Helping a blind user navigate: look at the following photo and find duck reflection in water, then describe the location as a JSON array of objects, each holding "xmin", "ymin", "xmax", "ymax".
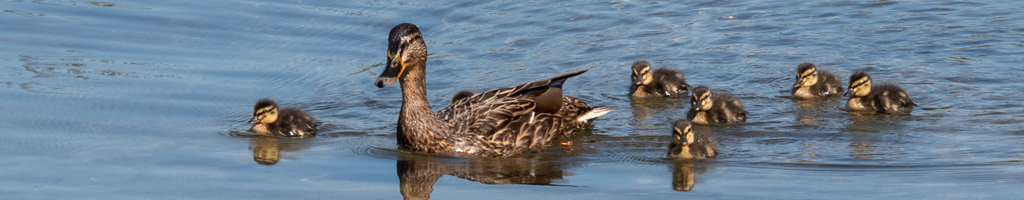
[
  {"xmin": 672, "ymin": 160, "xmax": 696, "ymax": 191},
  {"xmin": 248, "ymin": 136, "xmax": 309, "ymax": 166},
  {"xmin": 396, "ymin": 154, "xmax": 570, "ymax": 200}
]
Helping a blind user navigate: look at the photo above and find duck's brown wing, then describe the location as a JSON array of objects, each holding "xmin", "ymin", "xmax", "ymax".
[{"xmin": 435, "ymin": 70, "xmax": 595, "ymax": 155}]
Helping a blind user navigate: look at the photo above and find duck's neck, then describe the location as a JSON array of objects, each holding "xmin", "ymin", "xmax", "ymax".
[
  {"xmin": 396, "ymin": 60, "xmax": 450, "ymax": 151},
  {"xmin": 399, "ymin": 63, "xmax": 431, "ymax": 113}
]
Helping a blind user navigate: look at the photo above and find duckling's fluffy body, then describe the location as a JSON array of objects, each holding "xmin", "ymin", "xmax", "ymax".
[
  {"xmin": 792, "ymin": 63, "xmax": 844, "ymax": 99},
  {"xmin": 687, "ymin": 86, "xmax": 747, "ymax": 124},
  {"xmin": 844, "ymin": 71, "xmax": 917, "ymax": 113},
  {"xmin": 630, "ymin": 61, "xmax": 690, "ymax": 98},
  {"xmin": 451, "ymin": 90, "xmax": 474, "ymax": 105},
  {"xmin": 668, "ymin": 121, "xmax": 717, "ymax": 159},
  {"xmin": 249, "ymin": 98, "xmax": 316, "ymax": 137}
]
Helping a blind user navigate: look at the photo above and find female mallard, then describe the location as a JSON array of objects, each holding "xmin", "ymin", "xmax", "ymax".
[
  {"xmin": 667, "ymin": 120, "xmax": 718, "ymax": 159},
  {"xmin": 792, "ymin": 62, "xmax": 843, "ymax": 99},
  {"xmin": 248, "ymin": 98, "xmax": 316, "ymax": 137},
  {"xmin": 374, "ymin": 23, "xmax": 613, "ymax": 158},
  {"xmin": 843, "ymin": 71, "xmax": 917, "ymax": 113},
  {"xmin": 687, "ymin": 86, "xmax": 747, "ymax": 124},
  {"xmin": 630, "ymin": 61, "xmax": 690, "ymax": 98}
]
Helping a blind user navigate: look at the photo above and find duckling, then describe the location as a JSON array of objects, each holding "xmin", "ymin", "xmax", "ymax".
[
  {"xmin": 687, "ymin": 86, "xmax": 747, "ymax": 124},
  {"xmin": 843, "ymin": 71, "xmax": 917, "ymax": 113},
  {"xmin": 630, "ymin": 61, "xmax": 690, "ymax": 98},
  {"xmin": 451, "ymin": 90, "xmax": 474, "ymax": 105},
  {"xmin": 248, "ymin": 98, "xmax": 316, "ymax": 137},
  {"xmin": 667, "ymin": 120, "xmax": 718, "ymax": 159},
  {"xmin": 792, "ymin": 62, "xmax": 844, "ymax": 99}
]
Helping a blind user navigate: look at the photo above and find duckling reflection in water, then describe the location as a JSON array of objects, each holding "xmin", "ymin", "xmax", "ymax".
[
  {"xmin": 687, "ymin": 86, "xmax": 747, "ymax": 124},
  {"xmin": 792, "ymin": 63, "xmax": 844, "ymax": 99},
  {"xmin": 247, "ymin": 136, "xmax": 310, "ymax": 166},
  {"xmin": 630, "ymin": 61, "xmax": 691, "ymax": 98},
  {"xmin": 250, "ymin": 137, "xmax": 281, "ymax": 165},
  {"xmin": 843, "ymin": 71, "xmax": 917, "ymax": 114},
  {"xmin": 667, "ymin": 121, "xmax": 718, "ymax": 159},
  {"xmin": 672, "ymin": 160, "xmax": 696, "ymax": 191},
  {"xmin": 248, "ymin": 98, "xmax": 316, "ymax": 137}
]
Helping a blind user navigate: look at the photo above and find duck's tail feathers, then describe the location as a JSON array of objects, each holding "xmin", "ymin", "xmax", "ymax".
[{"xmin": 577, "ymin": 106, "xmax": 613, "ymax": 123}]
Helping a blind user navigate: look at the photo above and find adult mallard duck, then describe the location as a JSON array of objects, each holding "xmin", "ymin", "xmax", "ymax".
[
  {"xmin": 629, "ymin": 61, "xmax": 690, "ymax": 98},
  {"xmin": 843, "ymin": 71, "xmax": 917, "ymax": 113},
  {"xmin": 374, "ymin": 23, "xmax": 613, "ymax": 158},
  {"xmin": 792, "ymin": 62, "xmax": 843, "ymax": 99},
  {"xmin": 248, "ymin": 98, "xmax": 316, "ymax": 137}
]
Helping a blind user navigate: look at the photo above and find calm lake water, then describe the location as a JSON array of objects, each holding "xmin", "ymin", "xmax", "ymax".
[{"xmin": 3, "ymin": 0, "xmax": 1024, "ymax": 199}]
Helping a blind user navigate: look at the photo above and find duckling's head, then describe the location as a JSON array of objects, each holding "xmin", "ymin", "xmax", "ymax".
[
  {"xmin": 794, "ymin": 62, "xmax": 819, "ymax": 88},
  {"xmin": 631, "ymin": 61, "xmax": 654, "ymax": 86},
  {"xmin": 451, "ymin": 90, "xmax": 474, "ymax": 105},
  {"xmin": 376, "ymin": 23, "xmax": 426, "ymax": 88},
  {"xmin": 844, "ymin": 71, "xmax": 872, "ymax": 97},
  {"xmin": 690, "ymin": 86, "xmax": 713, "ymax": 111},
  {"xmin": 672, "ymin": 120, "xmax": 695, "ymax": 146},
  {"xmin": 249, "ymin": 98, "xmax": 279, "ymax": 125}
]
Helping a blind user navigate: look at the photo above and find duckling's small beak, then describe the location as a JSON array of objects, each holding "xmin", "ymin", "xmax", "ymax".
[
  {"xmin": 375, "ymin": 52, "xmax": 404, "ymax": 88},
  {"xmin": 634, "ymin": 80, "xmax": 643, "ymax": 86},
  {"xmin": 842, "ymin": 90, "xmax": 850, "ymax": 97},
  {"xmin": 248, "ymin": 116, "xmax": 259, "ymax": 124},
  {"xmin": 793, "ymin": 80, "xmax": 803, "ymax": 88}
]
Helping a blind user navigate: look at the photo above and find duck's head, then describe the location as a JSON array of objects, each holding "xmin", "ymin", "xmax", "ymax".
[
  {"xmin": 690, "ymin": 86, "xmax": 713, "ymax": 112},
  {"xmin": 793, "ymin": 62, "xmax": 819, "ymax": 88},
  {"xmin": 672, "ymin": 120, "xmax": 695, "ymax": 146},
  {"xmin": 631, "ymin": 61, "xmax": 654, "ymax": 86},
  {"xmin": 451, "ymin": 90, "xmax": 474, "ymax": 105},
  {"xmin": 843, "ymin": 71, "xmax": 872, "ymax": 97},
  {"xmin": 249, "ymin": 98, "xmax": 279, "ymax": 125},
  {"xmin": 376, "ymin": 23, "xmax": 426, "ymax": 88}
]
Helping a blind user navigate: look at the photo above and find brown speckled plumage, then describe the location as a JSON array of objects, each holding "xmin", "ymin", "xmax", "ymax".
[{"xmin": 376, "ymin": 23, "xmax": 612, "ymax": 158}]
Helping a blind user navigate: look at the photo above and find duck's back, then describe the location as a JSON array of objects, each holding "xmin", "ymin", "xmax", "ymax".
[
  {"xmin": 708, "ymin": 94, "xmax": 747, "ymax": 123},
  {"xmin": 652, "ymin": 68, "xmax": 689, "ymax": 97},
  {"xmin": 870, "ymin": 83, "xmax": 916, "ymax": 112},
  {"xmin": 435, "ymin": 71, "xmax": 608, "ymax": 157},
  {"xmin": 813, "ymin": 70, "xmax": 844, "ymax": 98},
  {"xmin": 268, "ymin": 107, "xmax": 316, "ymax": 137}
]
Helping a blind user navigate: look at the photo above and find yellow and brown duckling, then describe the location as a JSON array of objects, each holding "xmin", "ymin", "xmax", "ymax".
[
  {"xmin": 248, "ymin": 98, "xmax": 316, "ymax": 137},
  {"xmin": 451, "ymin": 90, "xmax": 474, "ymax": 105},
  {"xmin": 687, "ymin": 86, "xmax": 747, "ymax": 124},
  {"xmin": 792, "ymin": 62, "xmax": 844, "ymax": 99},
  {"xmin": 667, "ymin": 121, "xmax": 718, "ymax": 159},
  {"xmin": 843, "ymin": 71, "xmax": 917, "ymax": 113},
  {"xmin": 374, "ymin": 23, "xmax": 613, "ymax": 158},
  {"xmin": 630, "ymin": 61, "xmax": 690, "ymax": 98}
]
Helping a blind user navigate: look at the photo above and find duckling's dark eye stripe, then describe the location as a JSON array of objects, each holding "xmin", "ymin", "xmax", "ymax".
[
  {"xmin": 851, "ymin": 80, "xmax": 868, "ymax": 89},
  {"xmin": 802, "ymin": 69, "xmax": 816, "ymax": 77}
]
